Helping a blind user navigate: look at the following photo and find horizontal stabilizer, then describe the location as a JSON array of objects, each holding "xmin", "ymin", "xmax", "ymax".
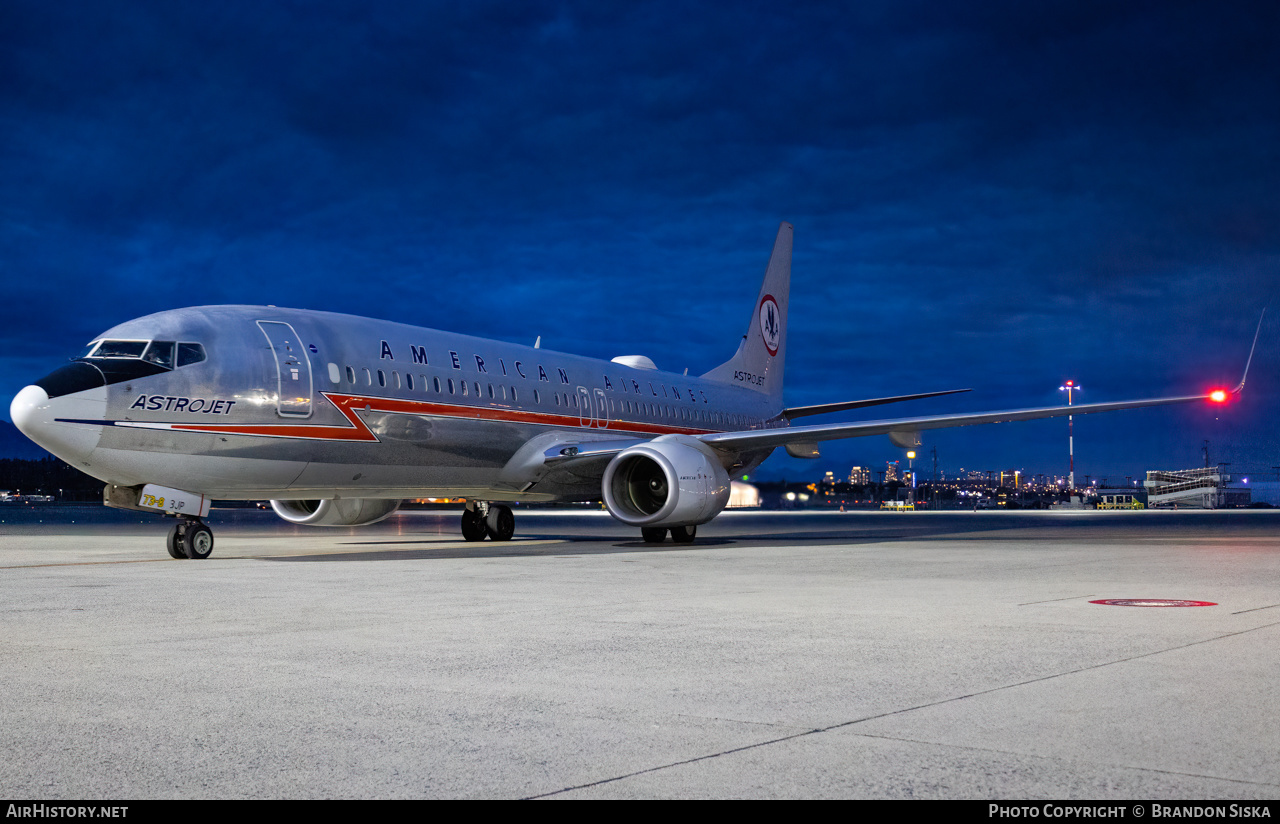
[{"xmin": 782, "ymin": 389, "xmax": 971, "ymax": 420}]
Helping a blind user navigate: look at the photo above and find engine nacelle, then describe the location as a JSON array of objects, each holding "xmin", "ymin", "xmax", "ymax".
[
  {"xmin": 270, "ymin": 498, "xmax": 402, "ymax": 527},
  {"xmin": 602, "ymin": 436, "xmax": 731, "ymax": 527}
]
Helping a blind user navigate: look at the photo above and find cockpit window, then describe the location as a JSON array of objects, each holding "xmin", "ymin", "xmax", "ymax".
[
  {"xmin": 143, "ymin": 341, "xmax": 175, "ymax": 369},
  {"xmin": 79, "ymin": 339, "xmax": 206, "ymax": 370},
  {"xmin": 93, "ymin": 340, "xmax": 148, "ymax": 358},
  {"xmin": 177, "ymin": 342, "xmax": 206, "ymax": 367}
]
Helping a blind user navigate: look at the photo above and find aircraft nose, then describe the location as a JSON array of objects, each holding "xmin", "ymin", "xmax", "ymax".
[
  {"xmin": 10, "ymin": 383, "xmax": 105, "ymax": 464},
  {"xmin": 10, "ymin": 384, "xmax": 50, "ymax": 438}
]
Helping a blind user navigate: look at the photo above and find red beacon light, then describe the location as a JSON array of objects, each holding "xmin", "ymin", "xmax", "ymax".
[{"xmin": 1209, "ymin": 389, "xmax": 1229, "ymax": 403}]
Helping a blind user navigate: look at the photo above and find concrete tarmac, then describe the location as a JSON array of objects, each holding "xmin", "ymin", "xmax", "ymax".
[{"xmin": 1, "ymin": 506, "xmax": 1278, "ymax": 799}]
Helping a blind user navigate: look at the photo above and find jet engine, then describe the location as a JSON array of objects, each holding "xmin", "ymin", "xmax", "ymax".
[
  {"xmin": 601, "ymin": 436, "xmax": 731, "ymax": 527},
  {"xmin": 270, "ymin": 498, "xmax": 402, "ymax": 527}
]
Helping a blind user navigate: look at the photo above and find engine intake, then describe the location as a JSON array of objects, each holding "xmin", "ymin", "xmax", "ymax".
[
  {"xmin": 602, "ymin": 437, "xmax": 730, "ymax": 527},
  {"xmin": 270, "ymin": 498, "xmax": 402, "ymax": 527}
]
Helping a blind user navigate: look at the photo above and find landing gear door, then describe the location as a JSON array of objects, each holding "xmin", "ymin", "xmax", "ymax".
[{"xmin": 257, "ymin": 320, "xmax": 313, "ymax": 418}]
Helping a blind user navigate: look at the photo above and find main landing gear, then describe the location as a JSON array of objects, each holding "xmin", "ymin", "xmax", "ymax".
[
  {"xmin": 641, "ymin": 525, "xmax": 696, "ymax": 544},
  {"xmin": 461, "ymin": 501, "xmax": 515, "ymax": 542},
  {"xmin": 166, "ymin": 517, "xmax": 214, "ymax": 560}
]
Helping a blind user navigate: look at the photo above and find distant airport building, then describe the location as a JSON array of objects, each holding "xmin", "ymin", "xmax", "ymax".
[
  {"xmin": 885, "ymin": 461, "xmax": 898, "ymax": 483},
  {"xmin": 1144, "ymin": 468, "xmax": 1250, "ymax": 509},
  {"xmin": 849, "ymin": 466, "xmax": 871, "ymax": 485}
]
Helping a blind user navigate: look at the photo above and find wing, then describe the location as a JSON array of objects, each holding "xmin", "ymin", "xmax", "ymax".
[
  {"xmin": 533, "ymin": 309, "xmax": 1262, "ymax": 476},
  {"xmin": 704, "ymin": 308, "xmax": 1263, "ymax": 456},
  {"xmin": 533, "ymin": 390, "xmax": 1216, "ymax": 478},
  {"xmin": 701, "ymin": 391, "xmax": 1217, "ymax": 454}
]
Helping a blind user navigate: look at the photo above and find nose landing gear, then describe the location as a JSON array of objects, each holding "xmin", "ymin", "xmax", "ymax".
[{"xmin": 166, "ymin": 518, "xmax": 215, "ymax": 559}]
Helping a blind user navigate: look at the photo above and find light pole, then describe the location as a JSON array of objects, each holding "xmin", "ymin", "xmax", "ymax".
[{"xmin": 1059, "ymin": 381, "xmax": 1081, "ymax": 492}]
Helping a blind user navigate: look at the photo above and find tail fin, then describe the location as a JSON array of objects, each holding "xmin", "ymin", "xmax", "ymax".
[{"xmin": 701, "ymin": 222, "xmax": 791, "ymax": 409}]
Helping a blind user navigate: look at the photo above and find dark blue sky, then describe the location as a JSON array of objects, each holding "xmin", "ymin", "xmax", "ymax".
[{"xmin": 2, "ymin": 1, "xmax": 1278, "ymax": 483}]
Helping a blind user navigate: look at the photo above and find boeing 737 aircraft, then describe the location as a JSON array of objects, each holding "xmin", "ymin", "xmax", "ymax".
[{"xmin": 10, "ymin": 223, "xmax": 1259, "ymax": 559}]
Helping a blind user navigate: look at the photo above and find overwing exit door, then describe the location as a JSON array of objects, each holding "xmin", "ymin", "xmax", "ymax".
[{"xmin": 257, "ymin": 320, "xmax": 313, "ymax": 417}]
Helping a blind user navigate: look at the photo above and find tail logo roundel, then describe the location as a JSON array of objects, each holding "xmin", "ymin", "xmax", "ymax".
[{"xmin": 758, "ymin": 294, "xmax": 781, "ymax": 357}]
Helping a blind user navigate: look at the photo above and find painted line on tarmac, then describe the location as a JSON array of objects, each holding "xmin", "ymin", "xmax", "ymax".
[
  {"xmin": 1019, "ymin": 594, "xmax": 1096, "ymax": 605},
  {"xmin": 0, "ymin": 559, "xmax": 172, "ymax": 569},
  {"xmin": 528, "ymin": 617, "xmax": 1280, "ymax": 799},
  {"xmin": 1232, "ymin": 603, "xmax": 1280, "ymax": 615}
]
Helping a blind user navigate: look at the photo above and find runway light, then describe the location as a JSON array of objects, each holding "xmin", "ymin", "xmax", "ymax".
[{"xmin": 1209, "ymin": 389, "xmax": 1228, "ymax": 403}]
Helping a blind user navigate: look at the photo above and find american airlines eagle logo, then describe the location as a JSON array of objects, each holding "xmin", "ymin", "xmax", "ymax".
[{"xmin": 758, "ymin": 294, "xmax": 780, "ymax": 356}]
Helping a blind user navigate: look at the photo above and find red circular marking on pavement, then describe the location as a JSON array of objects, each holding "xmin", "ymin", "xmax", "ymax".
[{"xmin": 1089, "ymin": 599, "xmax": 1217, "ymax": 607}]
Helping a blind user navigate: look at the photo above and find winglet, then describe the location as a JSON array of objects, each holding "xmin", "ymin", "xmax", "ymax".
[{"xmin": 1231, "ymin": 308, "xmax": 1266, "ymax": 395}]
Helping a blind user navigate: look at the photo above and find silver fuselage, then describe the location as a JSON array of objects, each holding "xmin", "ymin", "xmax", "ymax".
[{"xmin": 19, "ymin": 306, "xmax": 779, "ymax": 501}]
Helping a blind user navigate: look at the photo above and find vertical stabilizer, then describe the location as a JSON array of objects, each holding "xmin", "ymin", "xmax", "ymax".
[{"xmin": 701, "ymin": 222, "xmax": 791, "ymax": 409}]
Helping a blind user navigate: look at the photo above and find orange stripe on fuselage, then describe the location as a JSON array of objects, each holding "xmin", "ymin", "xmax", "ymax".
[{"xmin": 168, "ymin": 393, "xmax": 720, "ymax": 442}]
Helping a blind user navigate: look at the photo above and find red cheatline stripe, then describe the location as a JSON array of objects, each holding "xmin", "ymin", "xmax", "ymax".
[{"xmin": 168, "ymin": 393, "xmax": 721, "ymax": 442}]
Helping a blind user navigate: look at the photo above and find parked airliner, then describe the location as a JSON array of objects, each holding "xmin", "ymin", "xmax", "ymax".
[{"xmin": 10, "ymin": 224, "xmax": 1258, "ymax": 558}]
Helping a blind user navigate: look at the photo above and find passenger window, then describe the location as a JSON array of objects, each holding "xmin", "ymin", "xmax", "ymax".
[
  {"xmin": 176, "ymin": 343, "xmax": 206, "ymax": 367},
  {"xmin": 393, "ymin": 371, "xmax": 401, "ymax": 389},
  {"xmin": 461, "ymin": 381, "xmax": 468, "ymax": 396},
  {"xmin": 533, "ymin": 389, "xmax": 540, "ymax": 404},
  {"xmin": 327, "ymin": 363, "xmax": 341, "ymax": 385},
  {"xmin": 377, "ymin": 370, "xmax": 386, "ymax": 387},
  {"xmin": 406, "ymin": 373, "xmax": 413, "ymax": 391},
  {"xmin": 434, "ymin": 377, "xmax": 441, "ymax": 393},
  {"xmin": 346, "ymin": 366, "xmax": 356, "ymax": 384},
  {"xmin": 363, "ymin": 368, "xmax": 372, "ymax": 386},
  {"xmin": 143, "ymin": 341, "xmax": 175, "ymax": 368}
]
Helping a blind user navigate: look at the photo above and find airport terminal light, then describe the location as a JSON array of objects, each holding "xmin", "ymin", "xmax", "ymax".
[{"xmin": 1059, "ymin": 381, "xmax": 1080, "ymax": 490}]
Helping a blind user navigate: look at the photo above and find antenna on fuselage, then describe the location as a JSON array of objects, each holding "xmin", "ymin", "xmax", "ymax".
[{"xmin": 534, "ymin": 336, "xmax": 541, "ymax": 349}]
